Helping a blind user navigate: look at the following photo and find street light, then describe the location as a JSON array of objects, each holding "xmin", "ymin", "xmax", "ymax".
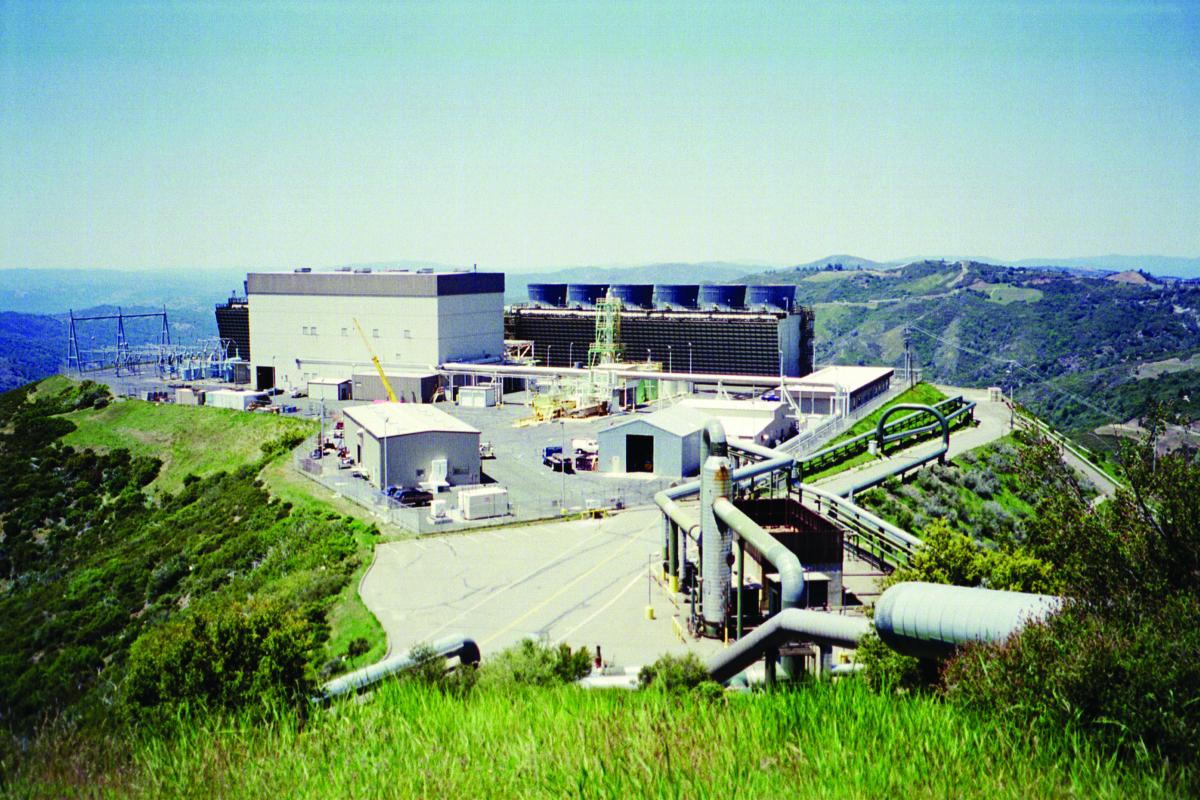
[
  {"xmin": 560, "ymin": 419, "xmax": 567, "ymax": 511},
  {"xmin": 569, "ymin": 341, "xmax": 574, "ymax": 366},
  {"xmin": 667, "ymin": 344, "xmax": 673, "ymax": 373},
  {"xmin": 688, "ymin": 342, "xmax": 693, "ymax": 374},
  {"xmin": 547, "ymin": 344, "xmax": 553, "ymax": 367}
]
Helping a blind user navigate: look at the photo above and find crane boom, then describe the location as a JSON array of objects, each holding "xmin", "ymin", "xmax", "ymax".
[{"xmin": 352, "ymin": 318, "xmax": 398, "ymax": 403}]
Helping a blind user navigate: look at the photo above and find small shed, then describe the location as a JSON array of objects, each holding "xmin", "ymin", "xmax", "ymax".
[
  {"xmin": 308, "ymin": 377, "xmax": 351, "ymax": 402},
  {"xmin": 597, "ymin": 406, "xmax": 705, "ymax": 477},
  {"xmin": 457, "ymin": 385, "xmax": 497, "ymax": 408},
  {"xmin": 207, "ymin": 389, "xmax": 268, "ymax": 410},
  {"xmin": 342, "ymin": 402, "xmax": 481, "ymax": 490},
  {"xmin": 175, "ymin": 387, "xmax": 205, "ymax": 406}
]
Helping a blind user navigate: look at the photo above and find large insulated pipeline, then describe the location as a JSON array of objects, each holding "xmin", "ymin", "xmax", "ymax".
[
  {"xmin": 699, "ymin": 421, "xmax": 732, "ymax": 636},
  {"xmin": 705, "ymin": 581, "xmax": 1064, "ymax": 684},
  {"xmin": 319, "ymin": 635, "xmax": 481, "ymax": 701},
  {"xmin": 873, "ymin": 581, "xmax": 1063, "ymax": 659}
]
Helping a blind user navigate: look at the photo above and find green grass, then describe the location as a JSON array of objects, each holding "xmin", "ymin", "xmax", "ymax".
[
  {"xmin": 11, "ymin": 680, "xmax": 1179, "ymax": 799},
  {"xmin": 831, "ymin": 383, "xmax": 949, "ymax": 444},
  {"xmin": 803, "ymin": 383, "xmax": 952, "ymax": 482},
  {"xmin": 984, "ymin": 284, "xmax": 1044, "ymax": 304},
  {"xmin": 60, "ymin": 399, "xmax": 316, "ymax": 494}
]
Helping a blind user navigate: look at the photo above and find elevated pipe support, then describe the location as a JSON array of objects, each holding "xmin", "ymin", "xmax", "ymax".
[{"xmin": 319, "ymin": 635, "xmax": 481, "ymax": 701}]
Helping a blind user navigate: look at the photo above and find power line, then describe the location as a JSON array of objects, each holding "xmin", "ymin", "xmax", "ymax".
[{"xmin": 907, "ymin": 324, "xmax": 1124, "ymax": 423}]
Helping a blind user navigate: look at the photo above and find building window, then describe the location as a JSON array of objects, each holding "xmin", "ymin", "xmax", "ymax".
[
  {"xmin": 403, "ymin": 329, "xmax": 412, "ymax": 339},
  {"xmin": 372, "ymin": 328, "xmax": 380, "ymax": 338},
  {"xmin": 341, "ymin": 327, "xmax": 348, "ymax": 337},
  {"xmin": 310, "ymin": 326, "xmax": 317, "ymax": 336},
  {"xmin": 302, "ymin": 326, "xmax": 309, "ymax": 335}
]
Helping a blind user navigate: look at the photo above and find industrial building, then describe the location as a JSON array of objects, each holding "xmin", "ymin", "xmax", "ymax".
[
  {"xmin": 597, "ymin": 399, "xmax": 793, "ymax": 477},
  {"xmin": 214, "ymin": 295, "xmax": 251, "ymax": 361},
  {"xmin": 247, "ymin": 269, "xmax": 504, "ymax": 392},
  {"xmin": 341, "ymin": 402, "xmax": 482, "ymax": 491},
  {"xmin": 788, "ymin": 366, "xmax": 895, "ymax": 414},
  {"xmin": 598, "ymin": 406, "xmax": 705, "ymax": 476},
  {"xmin": 506, "ymin": 283, "xmax": 815, "ymax": 378}
]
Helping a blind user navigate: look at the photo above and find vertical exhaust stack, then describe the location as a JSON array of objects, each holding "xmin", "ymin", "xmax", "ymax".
[{"xmin": 700, "ymin": 421, "xmax": 732, "ymax": 637}]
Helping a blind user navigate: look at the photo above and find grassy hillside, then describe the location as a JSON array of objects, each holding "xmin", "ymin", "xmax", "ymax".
[
  {"xmin": 0, "ymin": 377, "xmax": 385, "ymax": 736},
  {"xmin": 61, "ymin": 399, "xmax": 314, "ymax": 495},
  {"xmin": 802, "ymin": 383, "xmax": 956, "ymax": 482},
  {"xmin": 10, "ymin": 679, "xmax": 1178, "ymax": 799}
]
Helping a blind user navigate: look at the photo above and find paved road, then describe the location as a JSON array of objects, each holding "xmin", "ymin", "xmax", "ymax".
[
  {"xmin": 360, "ymin": 507, "xmax": 723, "ymax": 668},
  {"xmin": 812, "ymin": 387, "xmax": 1010, "ymax": 496}
]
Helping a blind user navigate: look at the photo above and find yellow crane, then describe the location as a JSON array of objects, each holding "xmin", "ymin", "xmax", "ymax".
[{"xmin": 353, "ymin": 318, "xmax": 398, "ymax": 403}]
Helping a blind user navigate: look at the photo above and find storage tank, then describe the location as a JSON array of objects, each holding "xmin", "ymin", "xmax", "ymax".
[
  {"xmin": 566, "ymin": 284, "xmax": 609, "ymax": 308},
  {"xmin": 527, "ymin": 283, "xmax": 568, "ymax": 307},
  {"xmin": 608, "ymin": 284, "xmax": 654, "ymax": 309},
  {"xmin": 653, "ymin": 284, "xmax": 700, "ymax": 309},
  {"xmin": 746, "ymin": 284, "xmax": 797, "ymax": 311},
  {"xmin": 698, "ymin": 284, "xmax": 747, "ymax": 310}
]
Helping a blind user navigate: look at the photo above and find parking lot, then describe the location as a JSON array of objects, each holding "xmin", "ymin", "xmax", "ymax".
[{"xmin": 360, "ymin": 507, "xmax": 724, "ymax": 667}]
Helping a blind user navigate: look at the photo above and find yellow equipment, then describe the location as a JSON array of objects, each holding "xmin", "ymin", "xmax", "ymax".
[{"xmin": 352, "ymin": 318, "xmax": 398, "ymax": 403}]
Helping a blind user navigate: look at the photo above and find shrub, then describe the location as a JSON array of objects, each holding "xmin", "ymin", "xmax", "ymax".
[
  {"xmin": 476, "ymin": 639, "xmax": 593, "ymax": 689},
  {"xmin": 637, "ymin": 652, "xmax": 713, "ymax": 692},
  {"xmin": 945, "ymin": 596, "xmax": 1200, "ymax": 764},
  {"xmin": 122, "ymin": 598, "xmax": 317, "ymax": 720}
]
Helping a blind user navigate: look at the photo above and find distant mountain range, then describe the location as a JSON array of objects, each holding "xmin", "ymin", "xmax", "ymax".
[{"xmin": 3, "ymin": 254, "xmax": 1197, "ymax": 315}]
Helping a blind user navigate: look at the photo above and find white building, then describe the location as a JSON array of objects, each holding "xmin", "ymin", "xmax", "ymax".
[
  {"xmin": 247, "ymin": 269, "xmax": 504, "ymax": 391},
  {"xmin": 787, "ymin": 366, "xmax": 894, "ymax": 415},
  {"xmin": 341, "ymin": 402, "xmax": 481, "ymax": 491}
]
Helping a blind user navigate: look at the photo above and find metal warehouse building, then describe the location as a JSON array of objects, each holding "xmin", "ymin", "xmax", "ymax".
[
  {"xmin": 247, "ymin": 269, "xmax": 504, "ymax": 392},
  {"xmin": 597, "ymin": 406, "xmax": 704, "ymax": 477},
  {"xmin": 598, "ymin": 399, "xmax": 796, "ymax": 478},
  {"xmin": 342, "ymin": 402, "xmax": 481, "ymax": 491}
]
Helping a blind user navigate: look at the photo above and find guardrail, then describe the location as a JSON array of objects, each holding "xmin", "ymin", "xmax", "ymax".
[
  {"xmin": 797, "ymin": 396, "xmax": 973, "ymax": 478},
  {"xmin": 799, "ymin": 484, "xmax": 923, "ymax": 569},
  {"xmin": 1011, "ymin": 406, "xmax": 1125, "ymax": 489}
]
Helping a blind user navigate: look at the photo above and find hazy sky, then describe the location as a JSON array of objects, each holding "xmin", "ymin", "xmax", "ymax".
[{"xmin": 1, "ymin": 1, "xmax": 1197, "ymax": 271}]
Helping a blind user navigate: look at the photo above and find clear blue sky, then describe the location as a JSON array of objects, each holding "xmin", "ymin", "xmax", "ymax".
[{"xmin": 1, "ymin": 1, "xmax": 1197, "ymax": 270}]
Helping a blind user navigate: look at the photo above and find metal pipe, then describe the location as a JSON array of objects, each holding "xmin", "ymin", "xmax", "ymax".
[
  {"xmin": 706, "ymin": 608, "xmax": 870, "ymax": 684},
  {"xmin": 705, "ymin": 582, "xmax": 1064, "ymax": 684},
  {"xmin": 700, "ymin": 428, "xmax": 732, "ymax": 636},
  {"xmin": 873, "ymin": 581, "xmax": 1063, "ymax": 659},
  {"xmin": 319, "ymin": 635, "xmax": 481, "ymax": 701},
  {"xmin": 440, "ymin": 360, "xmax": 862, "ymax": 390}
]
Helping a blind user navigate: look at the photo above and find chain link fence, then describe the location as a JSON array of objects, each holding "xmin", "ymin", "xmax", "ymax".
[{"xmin": 294, "ymin": 445, "xmax": 656, "ymax": 535}]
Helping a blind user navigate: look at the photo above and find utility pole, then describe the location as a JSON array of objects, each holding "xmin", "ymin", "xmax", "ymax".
[{"xmin": 560, "ymin": 419, "xmax": 567, "ymax": 512}]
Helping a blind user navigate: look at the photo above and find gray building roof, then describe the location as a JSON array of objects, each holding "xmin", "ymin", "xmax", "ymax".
[
  {"xmin": 246, "ymin": 270, "xmax": 504, "ymax": 298},
  {"xmin": 343, "ymin": 402, "xmax": 480, "ymax": 438},
  {"xmin": 601, "ymin": 405, "xmax": 706, "ymax": 438}
]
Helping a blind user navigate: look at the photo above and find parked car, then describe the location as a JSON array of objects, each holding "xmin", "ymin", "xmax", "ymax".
[
  {"xmin": 479, "ymin": 441, "xmax": 495, "ymax": 459},
  {"xmin": 338, "ymin": 457, "xmax": 354, "ymax": 470},
  {"xmin": 309, "ymin": 448, "xmax": 322, "ymax": 460},
  {"xmin": 289, "ymin": 388, "xmax": 307, "ymax": 398},
  {"xmin": 265, "ymin": 387, "xmax": 284, "ymax": 396},
  {"xmin": 393, "ymin": 488, "xmax": 433, "ymax": 508}
]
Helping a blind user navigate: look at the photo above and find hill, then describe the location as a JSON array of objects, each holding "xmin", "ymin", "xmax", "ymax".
[
  {"xmin": 0, "ymin": 377, "xmax": 384, "ymax": 735},
  {"xmin": 741, "ymin": 260, "xmax": 1200, "ymax": 436}
]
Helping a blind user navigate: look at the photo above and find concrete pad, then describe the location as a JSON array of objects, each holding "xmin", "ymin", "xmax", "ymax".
[{"xmin": 360, "ymin": 507, "xmax": 724, "ymax": 670}]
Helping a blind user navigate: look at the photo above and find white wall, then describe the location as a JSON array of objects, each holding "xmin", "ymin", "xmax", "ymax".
[{"xmin": 249, "ymin": 291, "xmax": 503, "ymax": 389}]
